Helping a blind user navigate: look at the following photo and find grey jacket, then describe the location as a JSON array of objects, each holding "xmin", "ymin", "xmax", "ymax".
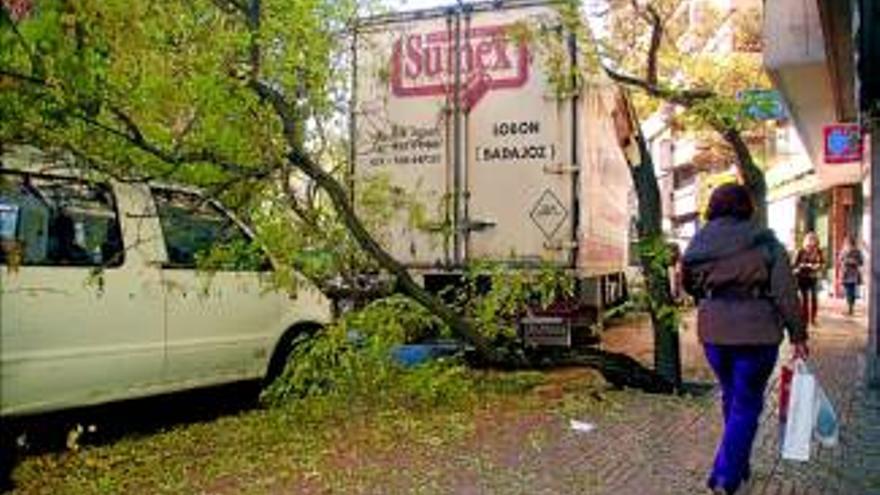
[{"xmin": 682, "ymin": 218, "xmax": 807, "ymax": 345}]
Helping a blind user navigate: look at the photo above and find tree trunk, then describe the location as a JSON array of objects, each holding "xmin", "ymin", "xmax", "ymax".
[
  {"xmin": 287, "ymin": 150, "xmax": 495, "ymax": 361},
  {"xmin": 629, "ymin": 109, "xmax": 682, "ymax": 391},
  {"xmin": 533, "ymin": 348, "xmax": 675, "ymax": 393}
]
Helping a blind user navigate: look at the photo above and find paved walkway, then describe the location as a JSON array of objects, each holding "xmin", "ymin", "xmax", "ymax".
[
  {"xmin": 305, "ymin": 302, "xmax": 878, "ymax": 494},
  {"xmin": 598, "ymin": 300, "xmax": 879, "ymax": 495}
]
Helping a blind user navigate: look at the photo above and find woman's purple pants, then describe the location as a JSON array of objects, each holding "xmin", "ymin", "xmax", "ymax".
[{"xmin": 704, "ymin": 344, "xmax": 779, "ymax": 493}]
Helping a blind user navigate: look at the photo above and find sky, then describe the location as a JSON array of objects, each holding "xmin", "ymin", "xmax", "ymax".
[
  {"xmin": 385, "ymin": 0, "xmax": 610, "ymax": 42},
  {"xmin": 390, "ymin": 0, "xmax": 456, "ymax": 12},
  {"xmin": 389, "ymin": 0, "xmax": 609, "ymax": 13}
]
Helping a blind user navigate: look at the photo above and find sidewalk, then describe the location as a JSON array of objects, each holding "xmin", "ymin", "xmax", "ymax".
[
  {"xmin": 309, "ymin": 303, "xmax": 878, "ymax": 494},
  {"xmin": 599, "ymin": 300, "xmax": 878, "ymax": 494},
  {"xmin": 750, "ymin": 302, "xmax": 880, "ymax": 494}
]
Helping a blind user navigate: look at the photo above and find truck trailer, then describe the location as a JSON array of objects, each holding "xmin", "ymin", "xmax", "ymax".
[{"xmin": 351, "ymin": 0, "xmax": 636, "ymax": 345}]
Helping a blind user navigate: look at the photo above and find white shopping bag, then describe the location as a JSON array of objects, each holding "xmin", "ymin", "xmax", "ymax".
[
  {"xmin": 782, "ymin": 359, "xmax": 816, "ymax": 461},
  {"xmin": 813, "ymin": 382, "xmax": 839, "ymax": 447}
]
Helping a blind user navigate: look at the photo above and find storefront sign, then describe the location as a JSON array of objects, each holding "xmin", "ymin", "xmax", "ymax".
[{"xmin": 823, "ymin": 124, "xmax": 863, "ymax": 164}]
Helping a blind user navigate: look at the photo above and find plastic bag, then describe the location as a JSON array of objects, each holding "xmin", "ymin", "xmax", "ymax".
[
  {"xmin": 778, "ymin": 362, "xmax": 794, "ymax": 423},
  {"xmin": 813, "ymin": 383, "xmax": 839, "ymax": 447},
  {"xmin": 782, "ymin": 359, "xmax": 816, "ymax": 461}
]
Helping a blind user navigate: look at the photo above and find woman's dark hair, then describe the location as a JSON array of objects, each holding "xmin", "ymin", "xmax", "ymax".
[{"xmin": 706, "ymin": 183, "xmax": 754, "ymax": 221}]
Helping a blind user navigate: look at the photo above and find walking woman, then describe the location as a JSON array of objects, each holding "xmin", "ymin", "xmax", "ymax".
[
  {"xmin": 794, "ymin": 232, "xmax": 824, "ymax": 327},
  {"xmin": 838, "ymin": 235, "xmax": 864, "ymax": 316},
  {"xmin": 682, "ymin": 184, "xmax": 808, "ymax": 495}
]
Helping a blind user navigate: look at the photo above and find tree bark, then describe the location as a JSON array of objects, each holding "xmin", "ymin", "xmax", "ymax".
[{"xmin": 626, "ymin": 99, "xmax": 682, "ymax": 391}]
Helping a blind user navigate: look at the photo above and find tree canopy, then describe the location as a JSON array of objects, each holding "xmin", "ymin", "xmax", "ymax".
[{"xmin": 586, "ymin": 0, "xmax": 773, "ymax": 223}]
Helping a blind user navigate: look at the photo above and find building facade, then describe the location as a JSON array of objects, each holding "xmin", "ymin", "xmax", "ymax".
[{"xmin": 763, "ymin": 0, "xmax": 880, "ymax": 383}]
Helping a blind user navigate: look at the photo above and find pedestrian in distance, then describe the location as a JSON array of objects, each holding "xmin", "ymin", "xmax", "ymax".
[
  {"xmin": 838, "ymin": 235, "xmax": 864, "ymax": 316},
  {"xmin": 682, "ymin": 183, "xmax": 809, "ymax": 495},
  {"xmin": 794, "ymin": 232, "xmax": 824, "ymax": 327}
]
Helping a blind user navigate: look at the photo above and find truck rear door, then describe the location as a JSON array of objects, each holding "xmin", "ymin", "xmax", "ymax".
[
  {"xmin": 461, "ymin": 5, "xmax": 575, "ymax": 265},
  {"xmin": 353, "ymin": 1, "xmax": 575, "ymax": 268},
  {"xmin": 354, "ymin": 15, "xmax": 454, "ymax": 267}
]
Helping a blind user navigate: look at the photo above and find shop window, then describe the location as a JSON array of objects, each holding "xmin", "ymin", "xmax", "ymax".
[{"xmin": 0, "ymin": 171, "xmax": 123, "ymax": 267}]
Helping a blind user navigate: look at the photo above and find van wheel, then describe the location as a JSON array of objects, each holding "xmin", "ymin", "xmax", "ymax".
[{"xmin": 263, "ymin": 323, "xmax": 322, "ymax": 387}]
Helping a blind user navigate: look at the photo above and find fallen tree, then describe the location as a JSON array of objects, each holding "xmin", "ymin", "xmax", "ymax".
[{"xmin": 0, "ymin": 0, "xmax": 673, "ymax": 391}]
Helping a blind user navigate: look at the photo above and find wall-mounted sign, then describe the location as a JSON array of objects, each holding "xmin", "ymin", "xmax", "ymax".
[
  {"xmin": 737, "ymin": 89, "xmax": 788, "ymax": 120},
  {"xmin": 823, "ymin": 124, "xmax": 863, "ymax": 164}
]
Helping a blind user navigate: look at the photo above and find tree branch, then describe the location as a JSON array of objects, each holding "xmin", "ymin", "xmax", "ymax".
[
  {"xmin": 230, "ymin": 2, "xmax": 495, "ymax": 360},
  {"xmin": 246, "ymin": 0, "xmax": 261, "ymax": 78},
  {"xmin": 248, "ymin": 79, "xmax": 300, "ymax": 143},
  {"xmin": 209, "ymin": 0, "xmax": 247, "ymax": 14},
  {"xmin": 0, "ymin": 6, "xmax": 42, "ymax": 74},
  {"xmin": 97, "ymin": 106, "xmax": 263, "ymax": 178},
  {"xmin": 1, "ymin": 65, "xmax": 258, "ymax": 179},
  {"xmin": 626, "ymin": 0, "xmax": 662, "ymax": 86},
  {"xmin": 645, "ymin": 5, "xmax": 662, "ymax": 87},
  {"xmin": 602, "ymin": 64, "xmax": 714, "ymax": 106},
  {"xmin": 712, "ymin": 123, "xmax": 768, "ymax": 226},
  {"xmin": 0, "ymin": 67, "xmax": 46, "ymax": 86}
]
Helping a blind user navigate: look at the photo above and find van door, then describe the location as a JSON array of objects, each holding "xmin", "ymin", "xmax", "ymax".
[
  {"xmin": 151, "ymin": 188, "xmax": 280, "ymax": 386},
  {"xmin": 0, "ymin": 174, "xmax": 165, "ymax": 416}
]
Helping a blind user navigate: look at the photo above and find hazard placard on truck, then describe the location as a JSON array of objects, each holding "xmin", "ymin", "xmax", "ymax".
[{"xmin": 352, "ymin": 0, "xmax": 635, "ymax": 343}]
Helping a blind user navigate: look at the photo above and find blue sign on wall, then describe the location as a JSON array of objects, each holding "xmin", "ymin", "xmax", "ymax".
[{"xmin": 737, "ymin": 89, "xmax": 788, "ymax": 120}]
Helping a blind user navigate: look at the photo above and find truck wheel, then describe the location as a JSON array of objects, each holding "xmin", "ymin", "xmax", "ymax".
[{"xmin": 263, "ymin": 323, "xmax": 322, "ymax": 387}]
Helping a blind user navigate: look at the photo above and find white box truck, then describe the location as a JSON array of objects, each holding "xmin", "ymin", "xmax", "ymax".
[{"xmin": 352, "ymin": 0, "xmax": 635, "ymax": 345}]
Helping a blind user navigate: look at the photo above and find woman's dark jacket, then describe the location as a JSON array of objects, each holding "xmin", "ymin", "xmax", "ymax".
[{"xmin": 682, "ymin": 218, "xmax": 807, "ymax": 345}]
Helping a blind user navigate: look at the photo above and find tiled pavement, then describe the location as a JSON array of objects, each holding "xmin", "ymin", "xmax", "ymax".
[
  {"xmin": 598, "ymin": 301, "xmax": 879, "ymax": 495},
  {"xmin": 747, "ymin": 308, "xmax": 880, "ymax": 495},
  {"xmin": 328, "ymin": 302, "xmax": 879, "ymax": 495},
  {"xmin": 349, "ymin": 302, "xmax": 879, "ymax": 495}
]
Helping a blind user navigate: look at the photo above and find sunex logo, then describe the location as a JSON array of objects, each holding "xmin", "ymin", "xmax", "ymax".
[{"xmin": 390, "ymin": 25, "xmax": 529, "ymax": 110}]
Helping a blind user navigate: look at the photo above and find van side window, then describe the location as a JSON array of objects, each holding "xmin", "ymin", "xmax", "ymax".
[
  {"xmin": 0, "ymin": 171, "xmax": 124, "ymax": 267},
  {"xmin": 152, "ymin": 189, "xmax": 269, "ymax": 271}
]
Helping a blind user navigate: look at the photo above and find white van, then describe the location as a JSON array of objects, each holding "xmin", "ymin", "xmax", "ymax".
[{"xmin": 0, "ymin": 167, "xmax": 331, "ymax": 417}]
